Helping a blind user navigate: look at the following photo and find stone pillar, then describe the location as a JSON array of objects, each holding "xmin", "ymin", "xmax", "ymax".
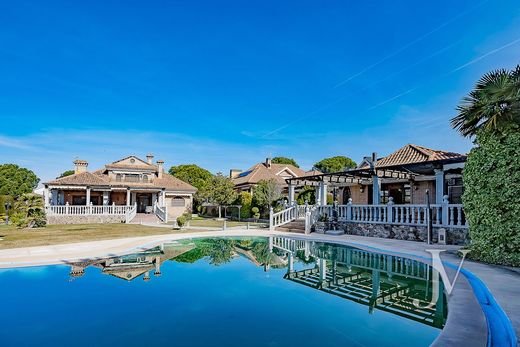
[
  {"xmin": 315, "ymin": 185, "xmax": 321, "ymax": 205},
  {"xmin": 319, "ymin": 182, "xmax": 327, "ymax": 206},
  {"xmin": 372, "ymin": 174, "xmax": 380, "ymax": 205},
  {"xmin": 126, "ymin": 189, "xmax": 131, "ymax": 206},
  {"xmin": 43, "ymin": 186, "xmax": 49, "ymax": 206},
  {"xmin": 434, "ymin": 169, "xmax": 444, "ymax": 204},
  {"xmin": 288, "ymin": 184, "xmax": 295, "ymax": 205},
  {"xmin": 161, "ymin": 190, "xmax": 166, "ymax": 207},
  {"xmin": 86, "ymin": 187, "xmax": 91, "ymax": 205},
  {"xmin": 103, "ymin": 191, "xmax": 109, "ymax": 205}
]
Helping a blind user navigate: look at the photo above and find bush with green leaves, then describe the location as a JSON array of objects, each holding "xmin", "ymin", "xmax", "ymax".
[
  {"xmin": 10, "ymin": 193, "xmax": 46, "ymax": 228},
  {"xmin": 235, "ymin": 191, "xmax": 252, "ymax": 219},
  {"xmin": 462, "ymin": 128, "xmax": 520, "ymax": 266},
  {"xmin": 251, "ymin": 207, "xmax": 260, "ymax": 220}
]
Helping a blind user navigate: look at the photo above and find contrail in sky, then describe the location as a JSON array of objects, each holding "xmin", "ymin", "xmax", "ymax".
[
  {"xmin": 369, "ymin": 36, "xmax": 520, "ymax": 110},
  {"xmin": 333, "ymin": 0, "xmax": 489, "ymax": 88},
  {"xmin": 261, "ymin": 35, "xmax": 520, "ymax": 137}
]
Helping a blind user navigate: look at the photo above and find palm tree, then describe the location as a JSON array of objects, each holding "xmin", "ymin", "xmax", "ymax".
[{"xmin": 451, "ymin": 65, "xmax": 520, "ymax": 137}]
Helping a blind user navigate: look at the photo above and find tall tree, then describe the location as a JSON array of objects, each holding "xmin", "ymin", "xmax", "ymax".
[
  {"xmin": 451, "ymin": 65, "xmax": 520, "ymax": 137},
  {"xmin": 0, "ymin": 164, "xmax": 39, "ymax": 197},
  {"xmin": 198, "ymin": 173, "xmax": 237, "ymax": 218},
  {"xmin": 57, "ymin": 170, "xmax": 75, "ymax": 179},
  {"xmin": 451, "ymin": 65, "xmax": 520, "ymax": 267},
  {"xmin": 313, "ymin": 156, "xmax": 356, "ymax": 173},
  {"xmin": 253, "ymin": 179, "xmax": 282, "ymax": 211},
  {"xmin": 272, "ymin": 157, "xmax": 299, "ymax": 167},
  {"xmin": 169, "ymin": 164, "xmax": 212, "ymax": 191}
]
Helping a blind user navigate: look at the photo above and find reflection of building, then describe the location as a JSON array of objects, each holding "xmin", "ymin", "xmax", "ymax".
[
  {"xmin": 68, "ymin": 242, "xmax": 195, "ymax": 281},
  {"xmin": 270, "ymin": 236, "xmax": 446, "ymax": 329}
]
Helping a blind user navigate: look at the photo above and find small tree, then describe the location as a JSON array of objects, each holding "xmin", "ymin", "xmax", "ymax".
[
  {"xmin": 198, "ymin": 173, "xmax": 238, "ymax": 218},
  {"xmin": 296, "ymin": 186, "xmax": 316, "ymax": 205},
  {"xmin": 272, "ymin": 157, "xmax": 299, "ymax": 168},
  {"xmin": 313, "ymin": 156, "xmax": 356, "ymax": 173},
  {"xmin": 10, "ymin": 194, "xmax": 46, "ymax": 228},
  {"xmin": 235, "ymin": 191, "xmax": 252, "ymax": 219},
  {"xmin": 251, "ymin": 207, "xmax": 260, "ymax": 221},
  {"xmin": 253, "ymin": 179, "xmax": 282, "ymax": 214}
]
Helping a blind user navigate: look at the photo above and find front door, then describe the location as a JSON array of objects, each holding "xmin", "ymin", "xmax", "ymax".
[{"xmin": 137, "ymin": 194, "xmax": 151, "ymax": 213}]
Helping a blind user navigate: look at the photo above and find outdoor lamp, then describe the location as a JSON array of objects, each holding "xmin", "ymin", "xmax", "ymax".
[{"xmin": 4, "ymin": 201, "xmax": 11, "ymax": 225}]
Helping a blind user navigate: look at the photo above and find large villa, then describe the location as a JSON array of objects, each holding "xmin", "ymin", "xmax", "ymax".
[{"xmin": 43, "ymin": 154, "xmax": 196, "ymax": 224}]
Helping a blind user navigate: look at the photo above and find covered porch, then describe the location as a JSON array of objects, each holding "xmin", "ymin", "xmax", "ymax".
[
  {"xmin": 270, "ymin": 154, "xmax": 468, "ymax": 242},
  {"xmin": 43, "ymin": 185, "xmax": 170, "ymax": 223}
]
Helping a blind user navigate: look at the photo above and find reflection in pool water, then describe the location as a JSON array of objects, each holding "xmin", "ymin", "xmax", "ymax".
[{"xmin": 0, "ymin": 237, "xmax": 446, "ymax": 347}]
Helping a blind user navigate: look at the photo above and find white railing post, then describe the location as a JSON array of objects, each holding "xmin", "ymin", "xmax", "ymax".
[
  {"xmin": 305, "ymin": 211, "xmax": 311, "ymax": 234},
  {"xmin": 346, "ymin": 198, "xmax": 352, "ymax": 221},
  {"xmin": 269, "ymin": 206, "xmax": 274, "ymax": 231},
  {"xmin": 65, "ymin": 202, "xmax": 70, "ymax": 215},
  {"xmin": 441, "ymin": 195, "xmax": 449, "ymax": 226},
  {"xmin": 386, "ymin": 197, "xmax": 394, "ymax": 223}
]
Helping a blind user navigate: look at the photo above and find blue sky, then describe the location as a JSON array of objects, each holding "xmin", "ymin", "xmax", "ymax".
[{"xmin": 1, "ymin": 0, "xmax": 520, "ymax": 182}]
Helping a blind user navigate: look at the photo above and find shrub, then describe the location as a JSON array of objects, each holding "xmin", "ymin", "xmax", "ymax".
[
  {"xmin": 235, "ymin": 191, "xmax": 252, "ymax": 219},
  {"xmin": 251, "ymin": 207, "xmax": 260, "ymax": 220},
  {"xmin": 176, "ymin": 215, "xmax": 187, "ymax": 227},
  {"xmin": 463, "ymin": 128, "xmax": 520, "ymax": 266},
  {"xmin": 10, "ymin": 194, "xmax": 46, "ymax": 228}
]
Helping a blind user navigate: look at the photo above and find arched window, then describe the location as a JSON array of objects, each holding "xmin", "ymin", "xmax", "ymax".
[
  {"xmin": 116, "ymin": 174, "xmax": 122, "ymax": 182},
  {"xmin": 142, "ymin": 175, "xmax": 149, "ymax": 183},
  {"xmin": 171, "ymin": 196, "xmax": 185, "ymax": 207}
]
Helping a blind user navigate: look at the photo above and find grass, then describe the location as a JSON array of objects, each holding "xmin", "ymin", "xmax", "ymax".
[{"xmin": 0, "ymin": 223, "xmax": 204, "ymax": 250}]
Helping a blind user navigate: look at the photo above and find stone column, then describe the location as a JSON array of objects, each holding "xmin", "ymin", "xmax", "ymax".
[
  {"xmin": 372, "ymin": 174, "xmax": 380, "ymax": 205},
  {"xmin": 288, "ymin": 183, "xmax": 295, "ymax": 205},
  {"xmin": 319, "ymin": 182, "xmax": 328, "ymax": 206},
  {"xmin": 315, "ymin": 185, "xmax": 321, "ymax": 205},
  {"xmin": 434, "ymin": 169, "xmax": 444, "ymax": 204},
  {"xmin": 43, "ymin": 186, "xmax": 49, "ymax": 206},
  {"xmin": 126, "ymin": 189, "xmax": 131, "ymax": 206},
  {"xmin": 161, "ymin": 190, "xmax": 166, "ymax": 207},
  {"xmin": 86, "ymin": 187, "xmax": 91, "ymax": 205}
]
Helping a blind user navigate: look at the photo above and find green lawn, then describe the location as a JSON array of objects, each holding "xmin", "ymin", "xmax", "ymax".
[{"xmin": 0, "ymin": 223, "xmax": 203, "ymax": 250}]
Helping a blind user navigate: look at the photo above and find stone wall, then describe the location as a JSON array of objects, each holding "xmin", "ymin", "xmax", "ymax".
[
  {"xmin": 47, "ymin": 215, "xmax": 126, "ymax": 225},
  {"xmin": 336, "ymin": 222, "xmax": 469, "ymax": 245}
]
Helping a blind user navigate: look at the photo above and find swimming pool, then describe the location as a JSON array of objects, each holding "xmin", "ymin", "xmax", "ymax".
[{"xmin": 0, "ymin": 236, "xmax": 446, "ymax": 347}]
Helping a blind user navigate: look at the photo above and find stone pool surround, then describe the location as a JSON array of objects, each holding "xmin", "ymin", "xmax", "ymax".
[{"xmin": 0, "ymin": 229, "xmax": 515, "ymax": 347}]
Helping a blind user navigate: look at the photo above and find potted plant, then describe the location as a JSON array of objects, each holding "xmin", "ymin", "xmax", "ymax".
[{"xmin": 314, "ymin": 213, "xmax": 328, "ymax": 233}]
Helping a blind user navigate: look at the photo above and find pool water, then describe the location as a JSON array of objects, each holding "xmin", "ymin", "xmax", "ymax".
[{"xmin": 0, "ymin": 237, "xmax": 446, "ymax": 347}]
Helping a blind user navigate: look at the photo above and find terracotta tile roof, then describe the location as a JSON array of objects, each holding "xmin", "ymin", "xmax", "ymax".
[
  {"xmin": 359, "ymin": 144, "xmax": 466, "ymax": 169},
  {"xmin": 232, "ymin": 162, "xmax": 315, "ymax": 186},
  {"xmin": 44, "ymin": 156, "xmax": 196, "ymax": 192},
  {"xmin": 46, "ymin": 172, "xmax": 109, "ymax": 186}
]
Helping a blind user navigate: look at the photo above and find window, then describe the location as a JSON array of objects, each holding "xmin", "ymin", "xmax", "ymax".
[
  {"xmin": 116, "ymin": 174, "xmax": 122, "ymax": 182},
  {"xmin": 171, "ymin": 197, "xmax": 185, "ymax": 207},
  {"xmin": 142, "ymin": 175, "xmax": 149, "ymax": 183}
]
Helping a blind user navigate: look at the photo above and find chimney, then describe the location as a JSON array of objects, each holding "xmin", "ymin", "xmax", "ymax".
[
  {"xmin": 265, "ymin": 157, "xmax": 272, "ymax": 168},
  {"xmin": 73, "ymin": 159, "xmax": 88, "ymax": 174},
  {"xmin": 157, "ymin": 160, "xmax": 164, "ymax": 179},
  {"xmin": 146, "ymin": 153, "xmax": 154, "ymax": 165},
  {"xmin": 230, "ymin": 169, "xmax": 242, "ymax": 178}
]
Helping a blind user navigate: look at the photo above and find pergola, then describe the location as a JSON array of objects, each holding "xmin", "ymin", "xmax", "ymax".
[{"xmin": 285, "ymin": 156, "xmax": 465, "ymax": 205}]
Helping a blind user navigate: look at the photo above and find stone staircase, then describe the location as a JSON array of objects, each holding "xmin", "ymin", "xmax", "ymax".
[
  {"xmin": 129, "ymin": 213, "xmax": 163, "ymax": 225},
  {"xmin": 275, "ymin": 220, "xmax": 305, "ymax": 233}
]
